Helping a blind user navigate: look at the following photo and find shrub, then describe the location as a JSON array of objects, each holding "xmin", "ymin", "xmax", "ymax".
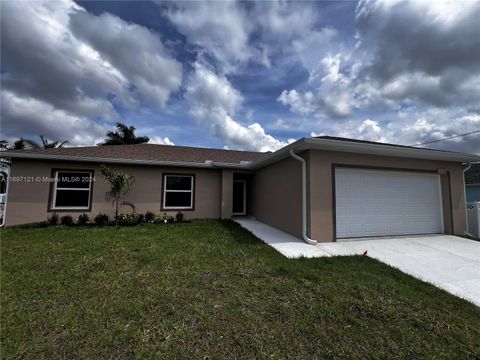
[
  {"xmin": 144, "ymin": 211, "xmax": 155, "ymax": 222},
  {"xmin": 94, "ymin": 213, "xmax": 109, "ymax": 227},
  {"xmin": 47, "ymin": 213, "xmax": 59, "ymax": 226},
  {"xmin": 77, "ymin": 213, "xmax": 90, "ymax": 226},
  {"xmin": 38, "ymin": 221, "xmax": 50, "ymax": 228},
  {"xmin": 60, "ymin": 215, "xmax": 74, "ymax": 226},
  {"xmin": 117, "ymin": 213, "xmax": 142, "ymax": 226},
  {"xmin": 176, "ymin": 211, "xmax": 184, "ymax": 223},
  {"xmin": 153, "ymin": 213, "xmax": 175, "ymax": 224}
]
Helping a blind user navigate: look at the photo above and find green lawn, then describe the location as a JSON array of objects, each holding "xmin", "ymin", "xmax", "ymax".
[{"xmin": 1, "ymin": 220, "xmax": 479, "ymax": 359}]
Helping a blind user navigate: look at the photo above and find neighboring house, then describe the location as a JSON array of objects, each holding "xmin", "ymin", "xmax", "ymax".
[
  {"xmin": 2, "ymin": 136, "xmax": 479, "ymax": 242},
  {"xmin": 465, "ymin": 163, "xmax": 480, "ymax": 202}
]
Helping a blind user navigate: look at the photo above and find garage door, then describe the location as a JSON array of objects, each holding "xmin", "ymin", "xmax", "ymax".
[{"xmin": 335, "ymin": 168, "xmax": 444, "ymax": 239}]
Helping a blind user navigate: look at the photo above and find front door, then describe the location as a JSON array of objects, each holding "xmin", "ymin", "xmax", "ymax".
[{"xmin": 233, "ymin": 180, "xmax": 246, "ymax": 215}]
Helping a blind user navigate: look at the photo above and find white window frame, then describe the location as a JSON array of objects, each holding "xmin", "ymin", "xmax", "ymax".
[
  {"xmin": 51, "ymin": 170, "xmax": 93, "ymax": 210},
  {"xmin": 162, "ymin": 174, "xmax": 194, "ymax": 210}
]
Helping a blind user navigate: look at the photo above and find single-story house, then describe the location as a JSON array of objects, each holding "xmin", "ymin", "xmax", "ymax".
[
  {"xmin": 1, "ymin": 136, "xmax": 479, "ymax": 243},
  {"xmin": 465, "ymin": 163, "xmax": 480, "ymax": 202}
]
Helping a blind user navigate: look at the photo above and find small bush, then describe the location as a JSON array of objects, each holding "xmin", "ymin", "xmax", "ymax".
[
  {"xmin": 37, "ymin": 221, "xmax": 50, "ymax": 228},
  {"xmin": 153, "ymin": 213, "xmax": 175, "ymax": 224},
  {"xmin": 94, "ymin": 213, "xmax": 109, "ymax": 226},
  {"xmin": 176, "ymin": 211, "xmax": 184, "ymax": 223},
  {"xmin": 60, "ymin": 215, "xmax": 74, "ymax": 226},
  {"xmin": 48, "ymin": 213, "xmax": 59, "ymax": 226},
  {"xmin": 77, "ymin": 213, "xmax": 90, "ymax": 226},
  {"xmin": 117, "ymin": 213, "xmax": 142, "ymax": 226},
  {"xmin": 144, "ymin": 211, "xmax": 155, "ymax": 222}
]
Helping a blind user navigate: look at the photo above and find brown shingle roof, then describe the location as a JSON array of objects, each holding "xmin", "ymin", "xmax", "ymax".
[{"xmin": 4, "ymin": 144, "xmax": 267, "ymax": 165}]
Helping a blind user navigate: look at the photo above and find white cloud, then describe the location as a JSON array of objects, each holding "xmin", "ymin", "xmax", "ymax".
[
  {"xmin": 1, "ymin": 90, "xmax": 106, "ymax": 147},
  {"xmin": 1, "ymin": 0, "xmax": 182, "ymax": 145},
  {"xmin": 71, "ymin": 10, "xmax": 182, "ymax": 109},
  {"xmin": 396, "ymin": 110, "xmax": 480, "ymax": 151},
  {"xmin": 150, "ymin": 136, "xmax": 175, "ymax": 146},
  {"xmin": 278, "ymin": 53, "xmax": 355, "ymax": 119},
  {"xmin": 185, "ymin": 63, "xmax": 287, "ymax": 152},
  {"xmin": 165, "ymin": 1, "xmax": 255, "ymax": 73}
]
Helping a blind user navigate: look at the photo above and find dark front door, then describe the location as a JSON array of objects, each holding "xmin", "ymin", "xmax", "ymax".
[{"xmin": 233, "ymin": 180, "xmax": 246, "ymax": 215}]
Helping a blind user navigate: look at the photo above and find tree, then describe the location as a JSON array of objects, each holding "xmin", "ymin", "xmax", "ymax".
[
  {"xmin": 101, "ymin": 123, "xmax": 149, "ymax": 145},
  {"xmin": 5, "ymin": 136, "xmax": 68, "ymax": 150},
  {"xmin": 100, "ymin": 165, "xmax": 135, "ymax": 225}
]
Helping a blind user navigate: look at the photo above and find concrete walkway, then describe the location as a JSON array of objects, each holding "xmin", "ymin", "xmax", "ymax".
[{"xmin": 235, "ymin": 217, "xmax": 480, "ymax": 307}]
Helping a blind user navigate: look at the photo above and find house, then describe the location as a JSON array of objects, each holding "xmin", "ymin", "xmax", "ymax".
[
  {"xmin": 1, "ymin": 136, "xmax": 479, "ymax": 242},
  {"xmin": 465, "ymin": 163, "xmax": 480, "ymax": 202}
]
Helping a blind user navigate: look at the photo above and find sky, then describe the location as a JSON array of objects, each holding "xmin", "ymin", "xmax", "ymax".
[{"xmin": 1, "ymin": 0, "xmax": 479, "ymax": 153}]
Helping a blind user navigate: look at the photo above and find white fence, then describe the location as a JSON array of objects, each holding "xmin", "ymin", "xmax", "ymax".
[{"xmin": 467, "ymin": 202, "xmax": 480, "ymax": 239}]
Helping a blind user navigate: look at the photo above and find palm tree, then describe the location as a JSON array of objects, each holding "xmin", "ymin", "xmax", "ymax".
[
  {"xmin": 100, "ymin": 165, "xmax": 136, "ymax": 225},
  {"xmin": 101, "ymin": 123, "xmax": 149, "ymax": 145},
  {"xmin": 8, "ymin": 136, "xmax": 68, "ymax": 150}
]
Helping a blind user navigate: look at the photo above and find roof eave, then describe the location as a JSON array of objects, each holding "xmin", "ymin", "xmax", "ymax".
[
  {"xmin": 249, "ymin": 138, "xmax": 480, "ymax": 169},
  {"xmin": 1, "ymin": 152, "xmax": 250, "ymax": 169}
]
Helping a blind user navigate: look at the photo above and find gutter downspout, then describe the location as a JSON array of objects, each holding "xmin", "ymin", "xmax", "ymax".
[
  {"xmin": 463, "ymin": 162, "xmax": 475, "ymax": 238},
  {"xmin": 289, "ymin": 149, "xmax": 317, "ymax": 245}
]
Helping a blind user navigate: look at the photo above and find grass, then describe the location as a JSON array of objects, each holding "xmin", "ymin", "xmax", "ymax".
[{"xmin": 1, "ymin": 220, "xmax": 479, "ymax": 359}]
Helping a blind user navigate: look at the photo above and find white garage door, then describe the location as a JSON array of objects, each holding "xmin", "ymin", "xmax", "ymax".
[{"xmin": 335, "ymin": 168, "xmax": 444, "ymax": 239}]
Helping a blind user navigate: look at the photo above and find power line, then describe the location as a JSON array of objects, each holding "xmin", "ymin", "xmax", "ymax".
[{"xmin": 409, "ymin": 129, "xmax": 480, "ymax": 147}]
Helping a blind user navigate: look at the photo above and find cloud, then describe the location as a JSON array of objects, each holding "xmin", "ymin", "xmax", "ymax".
[
  {"xmin": 1, "ymin": 0, "xmax": 182, "ymax": 145},
  {"xmin": 395, "ymin": 110, "xmax": 480, "ymax": 152},
  {"xmin": 278, "ymin": 54, "xmax": 355, "ymax": 119},
  {"xmin": 353, "ymin": 0, "xmax": 480, "ymax": 108},
  {"xmin": 315, "ymin": 118, "xmax": 388, "ymax": 143},
  {"xmin": 276, "ymin": 0, "xmax": 480, "ymax": 153},
  {"xmin": 1, "ymin": 90, "xmax": 106, "ymax": 147},
  {"xmin": 165, "ymin": 1, "xmax": 255, "ymax": 73},
  {"xmin": 70, "ymin": 10, "xmax": 182, "ymax": 109},
  {"xmin": 150, "ymin": 136, "xmax": 175, "ymax": 146},
  {"xmin": 164, "ymin": 0, "xmax": 320, "ymax": 74},
  {"xmin": 185, "ymin": 63, "xmax": 287, "ymax": 152},
  {"xmin": 309, "ymin": 110, "xmax": 480, "ymax": 154}
]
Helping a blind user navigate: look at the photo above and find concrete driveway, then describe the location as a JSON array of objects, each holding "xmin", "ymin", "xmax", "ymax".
[{"xmin": 235, "ymin": 218, "xmax": 480, "ymax": 306}]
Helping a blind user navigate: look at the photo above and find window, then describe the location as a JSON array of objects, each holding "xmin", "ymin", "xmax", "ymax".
[
  {"xmin": 163, "ymin": 174, "xmax": 194, "ymax": 209},
  {"xmin": 51, "ymin": 170, "xmax": 93, "ymax": 210}
]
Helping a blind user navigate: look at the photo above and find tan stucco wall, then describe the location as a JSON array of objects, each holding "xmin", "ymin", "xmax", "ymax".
[
  {"xmin": 251, "ymin": 156, "xmax": 303, "ymax": 238},
  {"xmin": 221, "ymin": 170, "xmax": 233, "ymax": 219},
  {"xmin": 5, "ymin": 159, "xmax": 223, "ymax": 225},
  {"xmin": 308, "ymin": 150, "xmax": 467, "ymax": 242}
]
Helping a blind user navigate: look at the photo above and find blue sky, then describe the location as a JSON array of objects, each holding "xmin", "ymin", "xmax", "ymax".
[{"xmin": 1, "ymin": 0, "xmax": 479, "ymax": 153}]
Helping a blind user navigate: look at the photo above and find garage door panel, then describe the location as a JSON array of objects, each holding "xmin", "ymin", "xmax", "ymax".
[{"xmin": 335, "ymin": 168, "xmax": 443, "ymax": 239}]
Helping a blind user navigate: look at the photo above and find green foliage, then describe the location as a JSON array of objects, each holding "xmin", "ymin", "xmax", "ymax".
[
  {"xmin": 101, "ymin": 123, "xmax": 149, "ymax": 145},
  {"xmin": 144, "ymin": 211, "xmax": 155, "ymax": 222},
  {"xmin": 116, "ymin": 213, "xmax": 142, "ymax": 226},
  {"xmin": 94, "ymin": 213, "xmax": 109, "ymax": 227},
  {"xmin": 76, "ymin": 213, "xmax": 90, "ymax": 226},
  {"xmin": 1, "ymin": 220, "xmax": 479, "ymax": 359},
  {"xmin": 152, "ymin": 212, "xmax": 175, "ymax": 224},
  {"xmin": 60, "ymin": 215, "xmax": 73, "ymax": 226},
  {"xmin": 10, "ymin": 135, "xmax": 67, "ymax": 150},
  {"xmin": 47, "ymin": 213, "xmax": 59, "ymax": 226},
  {"xmin": 175, "ymin": 211, "xmax": 184, "ymax": 223},
  {"xmin": 100, "ymin": 165, "xmax": 135, "ymax": 225}
]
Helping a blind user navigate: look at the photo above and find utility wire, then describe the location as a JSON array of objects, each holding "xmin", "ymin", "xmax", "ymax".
[{"xmin": 409, "ymin": 129, "xmax": 480, "ymax": 147}]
